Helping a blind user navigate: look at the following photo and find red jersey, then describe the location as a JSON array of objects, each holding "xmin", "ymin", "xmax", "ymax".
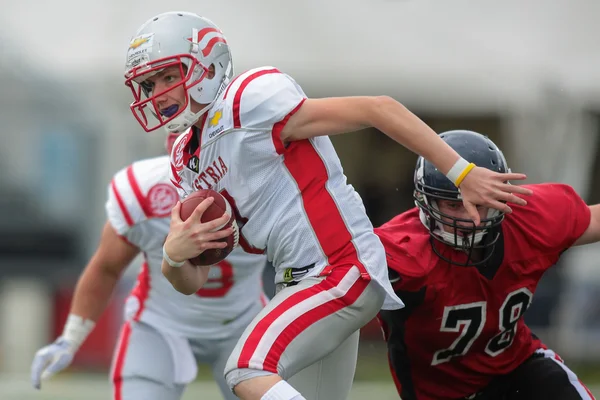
[{"xmin": 375, "ymin": 183, "xmax": 591, "ymax": 399}]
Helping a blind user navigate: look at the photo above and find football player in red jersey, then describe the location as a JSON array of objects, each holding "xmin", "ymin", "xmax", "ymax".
[{"xmin": 376, "ymin": 130, "xmax": 597, "ymax": 400}]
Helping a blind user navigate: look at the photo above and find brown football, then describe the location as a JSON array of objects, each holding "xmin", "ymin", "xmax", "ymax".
[{"xmin": 179, "ymin": 189, "xmax": 238, "ymax": 265}]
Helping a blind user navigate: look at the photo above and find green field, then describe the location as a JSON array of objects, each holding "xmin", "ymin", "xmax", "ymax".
[{"xmin": 5, "ymin": 343, "xmax": 598, "ymax": 399}]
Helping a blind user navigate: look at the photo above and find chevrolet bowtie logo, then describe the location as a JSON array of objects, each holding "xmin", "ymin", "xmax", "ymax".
[
  {"xmin": 209, "ymin": 110, "xmax": 223, "ymax": 127},
  {"xmin": 129, "ymin": 37, "xmax": 149, "ymax": 49}
]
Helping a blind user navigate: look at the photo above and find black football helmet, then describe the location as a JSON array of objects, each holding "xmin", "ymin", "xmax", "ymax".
[{"xmin": 414, "ymin": 130, "xmax": 509, "ymax": 266}]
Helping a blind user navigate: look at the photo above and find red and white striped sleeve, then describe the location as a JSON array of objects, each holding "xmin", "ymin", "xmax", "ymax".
[
  {"xmin": 105, "ymin": 164, "xmax": 149, "ymax": 236},
  {"xmin": 225, "ymin": 66, "xmax": 307, "ymax": 153}
]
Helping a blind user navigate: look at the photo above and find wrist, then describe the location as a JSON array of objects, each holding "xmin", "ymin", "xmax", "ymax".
[
  {"xmin": 61, "ymin": 314, "xmax": 95, "ymax": 350},
  {"xmin": 163, "ymin": 244, "xmax": 186, "ymax": 267},
  {"xmin": 446, "ymin": 157, "xmax": 476, "ymax": 187}
]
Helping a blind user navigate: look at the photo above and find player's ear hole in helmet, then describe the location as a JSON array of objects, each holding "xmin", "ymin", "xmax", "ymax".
[{"xmin": 413, "ymin": 130, "xmax": 510, "ymax": 266}]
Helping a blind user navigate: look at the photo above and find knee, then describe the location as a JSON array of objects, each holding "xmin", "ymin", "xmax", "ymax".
[
  {"xmin": 225, "ymin": 367, "xmax": 276, "ymax": 392},
  {"xmin": 227, "ymin": 372, "xmax": 284, "ymax": 400}
]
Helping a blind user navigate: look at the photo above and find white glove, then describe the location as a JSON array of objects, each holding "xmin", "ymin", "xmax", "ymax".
[
  {"xmin": 30, "ymin": 314, "xmax": 95, "ymax": 389},
  {"xmin": 30, "ymin": 337, "xmax": 77, "ymax": 389}
]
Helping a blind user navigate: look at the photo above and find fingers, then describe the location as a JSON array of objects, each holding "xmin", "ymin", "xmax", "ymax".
[
  {"xmin": 205, "ymin": 212, "xmax": 231, "ymax": 232},
  {"xmin": 189, "ymin": 197, "xmax": 215, "ymax": 223},
  {"xmin": 198, "ymin": 239, "xmax": 230, "ymax": 250},
  {"xmin": 499, "ymin": 183, "xmax": 533, "ymax": 197},
  {"xmin": 40, "ymin": 353, "xmax": 72, "ymax": 380},
  {"xmin": 170, "ymin": 201, "xmax": 182, "ymax": 222},
  {"xmin": 498, "ymin": 172, "xmax": 528, "ymax": 182},
  {"xmin": 486, "ymin": 199, "xmax": 513, "ymax": 214},
  {"xmin": 487, "ymin": 189, "xmax": 527, "ymax": 207},
  {"xmin": 503, "ymin": 193, "xmax": 527, "ymax": 207},
  {"xmin": 31, "ymin": 355, "xmax": 50, "ymax": 389},
  {"xmin": 200, "ymin": 227, "xmax": 234, "ymax": 242},
  {"xmin": 462, "ymin": 201, "xmax": 481, "ymax": 226}
]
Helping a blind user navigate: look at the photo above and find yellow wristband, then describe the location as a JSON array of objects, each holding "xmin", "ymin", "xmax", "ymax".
[{"xmin": 454, "ymin": 163, "xmax": 476, "ymax": 187}]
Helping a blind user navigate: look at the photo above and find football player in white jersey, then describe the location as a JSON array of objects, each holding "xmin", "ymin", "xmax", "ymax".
[
  {"xmin": 122, "ymin": 12, "xmax": 533, "ymax": 400},
  {"xmin": 30, "ymin": 132, "xmax": 269, "ymax": 400}
]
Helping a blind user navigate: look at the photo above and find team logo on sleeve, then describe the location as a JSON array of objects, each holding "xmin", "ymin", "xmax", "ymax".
[
  {"xmin": 147, "ymin": 183, "xmax": 179, "ymax": 217},
  {"xmin": 173, "ymin": 132, "xmax": 190, "ymax": 171}
]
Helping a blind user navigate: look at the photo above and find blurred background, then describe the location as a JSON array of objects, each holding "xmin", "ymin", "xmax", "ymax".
[{"xmin": 1, "ymin": 0, "xmax": 599, "ymax": 398}]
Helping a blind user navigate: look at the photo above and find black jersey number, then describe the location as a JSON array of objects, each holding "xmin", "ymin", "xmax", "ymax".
[
  {"xmin": 431, "ymin": 288, "xmax": 533, "ymax": 366},
  {"xmin": 485, "ymin": 288, "xmax": 533, "ymax": 356},
  {"xmin": 431, "ymin": 301, "xmax": 487, "ymax": 365}
]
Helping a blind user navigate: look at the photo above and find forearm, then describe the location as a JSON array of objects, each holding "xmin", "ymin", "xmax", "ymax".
[
  {"xmin": 286, "ymin": 96, "xmax": 462, "ymax": 175},
  {"xmin": 69, "ymin": 261, "xmax": 121, "ymax": 322},
  {"xmin": 370, "ymin": 97, "xmax": 460, "ymax": 175},
  {"xmin": 161, "ymin": 258, "xmax": 209, "ymax": 295}
]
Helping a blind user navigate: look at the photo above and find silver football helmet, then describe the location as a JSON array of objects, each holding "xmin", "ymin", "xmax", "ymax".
[{"xmin": 124, "ymin": 12, "xmax": 233, "ymax": 133}]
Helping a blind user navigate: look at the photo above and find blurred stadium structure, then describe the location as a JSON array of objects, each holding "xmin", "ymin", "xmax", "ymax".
[{"xmin": 1, "ymin": 0, "xmax": 599, "ymax": 397}]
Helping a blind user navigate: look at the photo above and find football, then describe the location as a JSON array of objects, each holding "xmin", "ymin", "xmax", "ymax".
[{"xmin": 179, "ymin": 189, "xmax": 239, "ymax": 266}]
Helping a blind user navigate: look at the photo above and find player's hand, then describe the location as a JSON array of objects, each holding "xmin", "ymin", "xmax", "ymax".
[
  {"xmin": 459, "ymin": 167, "xmax": 533, "ymax": 225},
  {"xmin": 30, "ymin": 337, "xmax": 77, "ymax": 389},
  {"xmin": 164, "ymin": 198, "xmax": 233, "ymax": 262}
]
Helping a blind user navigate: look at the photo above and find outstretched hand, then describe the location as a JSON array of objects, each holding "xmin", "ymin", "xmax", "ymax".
[{"xmin": 459, "ymin": 167, "xmax": 533, "ymax": 225}]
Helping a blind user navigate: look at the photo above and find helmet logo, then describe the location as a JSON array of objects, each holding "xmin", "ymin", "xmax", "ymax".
[
  {"xmin": 127, "ymin": 33, "xmax": 154, "ymax": 68},
  {"xmin": 129, "ymin": 37, "xmax": 149, "ymax": 49}
]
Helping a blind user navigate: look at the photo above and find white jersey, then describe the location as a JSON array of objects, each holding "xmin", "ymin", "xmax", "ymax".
[
  {"xmin": 106, "ymin": 155, "xmax": 268, "ymax": 339},
  {"xmin": 169, "ymin": 66, "xmax": 403, "ymax": 310}
]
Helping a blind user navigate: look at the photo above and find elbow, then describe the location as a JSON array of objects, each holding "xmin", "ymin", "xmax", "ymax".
[
  {"xmin": 374, "ymin": 95, "xmax": 402, "ymax": 109},
  {"xmin": 172, "ymin": 284, "xmax": 198, "ymax": 296},
  {"xmin": 368, "ymin": 96, "xmax": 407, "ymax": 125}
]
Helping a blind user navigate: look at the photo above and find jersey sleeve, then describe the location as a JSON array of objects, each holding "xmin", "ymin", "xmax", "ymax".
[
  {"xmin": 105, "ymin": 165, "xmax": 149, "ymax": 246},
  {"xmin": 375, "ymin": 217, "xmax": 430, "ymax": 293},
  {"xmin": 230, "ymin": 67, "xmax": 307, "ymax": 150},
  {"xmin": 520, "ymin": 183, "xmax": 591, "ymax": 253}
]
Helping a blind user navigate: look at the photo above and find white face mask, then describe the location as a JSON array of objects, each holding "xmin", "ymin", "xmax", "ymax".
[{"xmin": 418, "ymin": 199, "xmax": 500, "ymax": 249}]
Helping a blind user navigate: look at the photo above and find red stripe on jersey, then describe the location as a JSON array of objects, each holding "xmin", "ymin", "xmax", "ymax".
[
  {"xmin": 111, "ymin": 262, "xmax": 151, "ymax": 400},
  {"xmin": 110, "ymin": 180, "xmax": 134, "ymax": 227},
  {"xmin": 223, "ymin": 74, "xmax": 243, "ymax": 99},
  {"xmin": 232, "ymin": 68, "xmax": 280, "ymax": 128},
  {"xmin": 126, "ymin": 165, "xmax": 151, "ymax": 218},
  {"xmin": 582, "ymin": 382, "xmax": 596, "ymax": 399},
  {"xmin": 283, "ymin": 140, "xmax": 369, "ymax": 277},
  {"xmin": 130, "ymin": 261, "xmax": 151, "ymax": 320},
  {"xmin": 111, "ymin": 321, "xmax": 131, "ymax": 400},
  {"xmin": 271, "ymin": 98, "xmax": 306, "ymax": 155}
]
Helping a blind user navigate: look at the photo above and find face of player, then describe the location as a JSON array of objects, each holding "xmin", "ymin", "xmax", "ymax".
[
  {"xmin": 436, "ymin": 199, "xmax": 489, "ymax": 234},
  {"xmin": 142, "ymin": 64, "xmax": 215, "ymax": 117}
]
